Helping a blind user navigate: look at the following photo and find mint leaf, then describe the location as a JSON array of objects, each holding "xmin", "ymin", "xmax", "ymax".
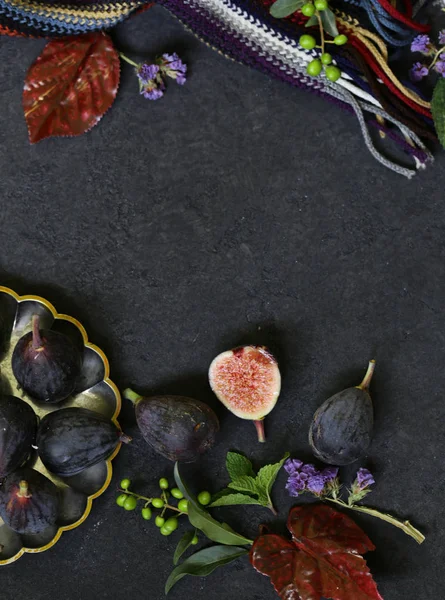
[
  {"xmin": 270, "ymin": 0, "xmax": 304, "ymax": 18},
  {"xmin": 320, "ymin": 8, "xmax": 339, "ymax": 37},
  {"xmin": 210, "ymin": 494, "xmax": 263, "ymax": 508},
  {"xmin": 256, "ymin": 453, "xmax": 290, "ymax": 505},
  {"xmin": 226, "ymin": 452, "xmax": 255, "ymax": 481},
  {"xmin": 432, "ymin": 78, "xmax": 445, "ymax": 149},
  {"xmin": 228, "ymin": 476, "xmax": 259, "ymax": 496}
]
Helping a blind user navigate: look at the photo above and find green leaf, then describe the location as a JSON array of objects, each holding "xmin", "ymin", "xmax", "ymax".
[
  {"xmin": 270, "ymin": 0, "xmax": 304, "ymax": 18},
  {"xmin": 228, "ymin": 475, "xmax": 259, "ymax": 496},
  {"xmin": 210, "ymin": 488, "xmax": 235, "ymax": 503},
  {"xmin": 174, "ymin": 463, "xmax": 253, "ymax": 546},
  {"xmin": 165, "ymin": 545, "xmax": 249, "ymax": 594},
  {"xmin": 226, "ymin": 452, "xmax": 255, "ymax": 480},
  {"xmin": 256, "ymin": 453, "xmax": 290, "ymax": 500},
  {"xmin": 320, "ymin": 8, "xmax": 339, "ymax": 37},
  {"xmin": 210, "ymin": 493, "xmax": 263, "ymax": 508},
  {"xmin": 305, "ymin": 14, "xmax": 318, "ymax": 27},
  {"xmin": 173, "ymin": 530, "xmax": 197, "ymax": 566},
  {"xmin": 432, "ymin": 78, "xmax": 445, "ymax": 149}
]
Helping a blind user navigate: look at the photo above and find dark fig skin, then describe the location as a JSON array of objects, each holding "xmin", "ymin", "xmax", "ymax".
[
  {"xmin": 125, "ymin": 391, "xmax": 219, "ymax": 462},
  {"xmin": 309, "ymin": 361, "xmax": 375, "ymax": 466},
  {"xmin": 12, "ymin": 315, "xmax": 82, "ymax": 404},
  {"xmin": 37, "ymin": 407, "xmax": 129, "ymax": 477},
  {"xmin": 0, "ymin": 395, "xmax": 38, "ymax": 479},
  {"xmin": 0, "ymin": 468, "xmax": 59, "ymax": 534}
]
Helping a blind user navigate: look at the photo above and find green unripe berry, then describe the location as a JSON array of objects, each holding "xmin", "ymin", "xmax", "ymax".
[
  {"xmin": 155, "ymin": 516, "xmax": 165, "ymax": 528},
  {"xmin": 197, "ymin": 491, "xmax": 211, "ymax": 506},
  {"xmin": 163, "ymin": 518, "xmax": 179, "ymax": 533},
  {"xmin": 191, "ymin": 535, "xmax": 199, "ymax": 545},
  {"xmin": 123, "ymin": 495, "xmax": 138, "ymax": 511},
  {"xmin": 178, "ymin": 499, "xmax": 189, "ymax": 513},
  {"xmin": 120, "ymin": 478, "xmax": 131, "ymax": 490},
  {"xmin": 159, "ymin": 478, "xmax": 169, "ymax": 490},
  {"xmin": 141, "ymin": 507, "xmax": 152, "ymax": 520},
  {"xmin": 321, "ymin": 53, "xmax": 332, "ymax": 65},
  {"xmin": 334, "ymin": 34, "xmax": 348, "ymax": 45},
  {"xmin": 171, "ymin": 488, "xmax": 184, "ymax": 500},
  {"xmin": 152, "ymin": 498, "xmax": 165, "ymax": 508},
  {"xmin": 314, "ymin": 0, "xmax": 328, "ymax": 9},
  {"xmin": 160, "ymin": 526, "xmax": 172, "ymax": 536},
  {"xmin": 325, "ymin": 65, "xmax": 342, "ymax": 81},
  {"xmin": 307, "ymin": 59, "xmax": 323, "ymax": 77},
  {"xmin": 299, "ymin": 34, "xmax": 316, "ymax": 50},
  {"xmin": 301, "ymin": 2, "xmax": 315, "ymax": 16},
  {"xmin": 116, "ymin": 494, "xmax": 128, "ymax": 507}
]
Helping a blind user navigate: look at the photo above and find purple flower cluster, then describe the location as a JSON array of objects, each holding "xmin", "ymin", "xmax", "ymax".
[
  {"xmin": 161, "ymin": 53, "xmax": 187, "ymax": 85},
  {"xmin": 409, "ymin": 32, "xmax": 445, "ymax": 82},
  {"xmin": 355, "ymin": 468, "xmax": 375, "ymax": 490},
  {"xmin": 285, "ymin": 459, "xmax": 338, "ymax": 497},
  {"xmin": 136, "ymin": 53, "xmax": 187, "ymax": 101}
]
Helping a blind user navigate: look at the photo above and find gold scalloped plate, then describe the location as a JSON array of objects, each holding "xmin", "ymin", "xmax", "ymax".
[{"xmin": 0, "ymin": 286, "xmax": 122, "ymax": 565}]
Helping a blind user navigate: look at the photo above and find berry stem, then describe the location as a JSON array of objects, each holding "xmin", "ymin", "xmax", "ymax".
[
  {"xmin": 316, "ymin": 10, "xmax": 325, "ymax": 55},
  {"xmin": 31, "ymin": 315, "xmax": 43, "ymax": 350},
  {"xmin": 123, "ymin": 388, "xmax": 143, "ymax": 405},
  {"xmin": 119, "ymin": 432, "xmax": 132, "ymax": 444},
  {"xmin": 118, "ymin": 488, "xmax": 183, "ymax": 513},
  {"xmin": 357, "ymin": 360, "xmax": 376, "ymax": 391},
  {"xmin": 325, "ymin": 497, "xmax": 425, "ymax": 544},
  {"xmin": 254, "ymin": 420, "xmax": 266, "ymax": 443}
]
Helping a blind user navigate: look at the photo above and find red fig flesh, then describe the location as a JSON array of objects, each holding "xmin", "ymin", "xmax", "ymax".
[{"xmin": 208, "ymin": 346, "xmax": 281, "ymax": 442}]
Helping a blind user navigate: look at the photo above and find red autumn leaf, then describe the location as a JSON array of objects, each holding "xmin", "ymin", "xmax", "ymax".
[
  {"xmin": 23, "ymin": 32, "xmax": 120, "ymax": 143},
  {"xmin": 250, "ymin": 504, "xmax": 383, "ymax": 600}
]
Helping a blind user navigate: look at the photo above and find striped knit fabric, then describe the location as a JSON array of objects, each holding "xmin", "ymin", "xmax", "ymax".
[{"xmin": 0, "ymin": 0, "xmax": 436, "ymax": 176}]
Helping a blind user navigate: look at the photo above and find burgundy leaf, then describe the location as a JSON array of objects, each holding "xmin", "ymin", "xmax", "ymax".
[
  {"xmin": 250, "ymin": 504, "xmax": 383, "ymax": 600},
  {"xmin": 23, "ymin": 32, "xmax": 120, "ymax": 143}
]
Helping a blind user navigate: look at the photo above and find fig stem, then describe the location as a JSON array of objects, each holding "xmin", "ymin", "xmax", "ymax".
[
  {"xmin": 17, "ymin": 480, "xmax": 32, "ymax": 499},
  {"xmin": 119, "ymin": 433, "xmax": 132, "ymax": 444},
  {"xmin": 254, "ymin": 420, "xmax": 266, "ymax": 443},
  {"xmin": 325, "ymin": 497, "xmax": 425, "ymax": 544},
  {"xmin": 357, "ymin": 360, "xmax": 376, "ymax": 391},
  {"xmin": 31, "ymin": 315, "xmax": 43, "ymax": 350},
  {"xmin": 123, "ymin": 388, "xmax": 143, "ymax": 404}
]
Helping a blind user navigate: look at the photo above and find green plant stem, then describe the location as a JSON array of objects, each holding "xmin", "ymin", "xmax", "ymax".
[
  {"xmin": 316, "ymin": 10, "xmax": 325, "ymax": 55},
  {"xmin": 325, "ymin": 497, "xmax": 425, "ymax": 544},
  {"xmin": 118, "ymin": 488, "xmax": 182, "ymax": 513},
  {"xmin": 119, "ymin": 53, "xmax": 140, "ymax": 69},
  {"xmin": 429, "ymin": 47, "xmax": 445, "ymax": 72}
]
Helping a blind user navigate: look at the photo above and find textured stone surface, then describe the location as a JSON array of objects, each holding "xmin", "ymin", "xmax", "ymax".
[{"xmin": 1, "ymin": 6, "xmax": 445, "ymax": 600}]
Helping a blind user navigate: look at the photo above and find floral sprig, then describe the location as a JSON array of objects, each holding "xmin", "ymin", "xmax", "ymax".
[
  {"xmin": 409, "ymin": 32, "xmax": 445, "ymax": 82},
  {"xmin": 285, "ymin": 459, "xmax": 425, "ymax": 544},
  {"xmin": 120, "ymin": 52, "xmax": 187, "ymax": 100}
]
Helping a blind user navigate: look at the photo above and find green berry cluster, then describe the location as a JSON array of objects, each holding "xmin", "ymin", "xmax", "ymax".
[
  {"xmin": 115, "ymin": 477, "xmax": 209, "ymax": 540},
  {"xmin": 298, "ymin": 0, "xmax": 348, "ymax": 83}
]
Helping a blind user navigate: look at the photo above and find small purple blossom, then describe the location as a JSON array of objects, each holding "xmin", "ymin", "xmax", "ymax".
[
  {"xmin": 137, "ymin": 63, "xmax": 160, "ymax": 85},
  {"xmin": 356, "ymin": 468, "xmax": 375, "ymax": 490},
  {"xmin": 161, "ymin": 52, "xmax": 187, "ymax": 85},
  {"xmin": 286, "ymin": 473, "xmax": 308, "ymax": 497},
  {"xmin": 142, "ymin": 87, "xmax": 164, "ymax": 100},
  {"xmin": 321, "ymin": 467, "xmax": 339, "ymax": 483},
  {"xmin": 439, "ymin": 30, "xmax": 445, "ymax": 46},
  {"xmin": 411, "ymin": 34, "xmax": 431, "ymax": 54},
  {"xmin": 300, "ymin": 464, "xmax": 318, "ymax": 476},
  {"xmin": 409, "ymin": 62, "xmax": 429, "ymax": 82},
  {"xmin": 306, "ymin": 474, "xmax": 326, "ymax": 494},
  {"xmin": 435, "ymin": 55, "xmax": 445, "ymax": 77},
  {"xmin": 284, "ymin": 459, "xmax": 303, "ymax": 475}
]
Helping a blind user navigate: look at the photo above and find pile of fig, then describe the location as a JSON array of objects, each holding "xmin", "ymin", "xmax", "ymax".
[{"xmin": 0, "ymin": 314, "xmax": 129, "ymax": 537}]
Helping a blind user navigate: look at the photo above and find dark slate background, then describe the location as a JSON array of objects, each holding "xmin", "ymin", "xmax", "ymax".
[{"xmin": 1, "ymin": 6, "xmax": 444, "ymax": 599}]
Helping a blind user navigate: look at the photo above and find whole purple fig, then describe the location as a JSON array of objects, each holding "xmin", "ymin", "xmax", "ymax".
[{"xmin": 12, "ymin": 315, "xmax": 82, "ymax": 404}]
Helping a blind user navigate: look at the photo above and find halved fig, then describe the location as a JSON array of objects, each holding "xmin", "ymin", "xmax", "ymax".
[{"xmin": 208, "ymin": 346, "xmax": 281, "ymax": 442}]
